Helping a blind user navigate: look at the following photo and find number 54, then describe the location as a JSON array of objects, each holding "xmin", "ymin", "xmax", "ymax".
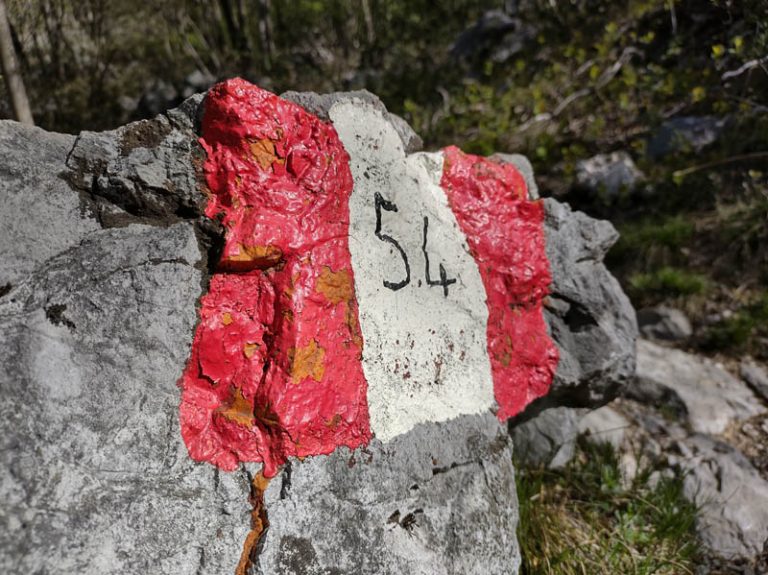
[{"xmin": 374, "ymin": 192, "xmax": 457, "ymax": 297}]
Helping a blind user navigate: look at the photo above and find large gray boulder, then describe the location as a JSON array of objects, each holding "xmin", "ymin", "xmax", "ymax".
[{"xmin": 0, "ymin": 89, "xmax": 635, "ymax": 574}]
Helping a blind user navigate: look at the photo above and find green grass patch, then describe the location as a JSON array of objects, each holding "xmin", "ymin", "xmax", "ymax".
[
  {"xmin": 701, "ymin": 291, "xmax": 768, "ymax": 357},
  {"xmin": 610, "ymin": 216, "xmax": 696, "ymax": 264},
  {"xmin": 628, "ymin": 267, "xmax": 709, "ymax": 302},
  {"xmin": 517, "ymin": 439, "xmax": 700, "ymax": 575}
]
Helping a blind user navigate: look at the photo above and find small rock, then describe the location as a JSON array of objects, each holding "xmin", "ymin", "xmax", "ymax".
[
  {"xmin": 578, "ymin": 405, "xmax": 630, "ymax": 450},
  {"xmin": 629, "ymin": 340, "xmax": 765, "ymax": 435},
  {"xmin": 574, "ymin": 151, "xmax": 644, "ymax": 197},
  {"xmin": 636, "ymin": 306, "xmax": 693, "ymax": 341},
  {"xmin": 647, "ymin": 116, "xmax": 727, "ymax": 159},
  {"xmin": 450, "ymin": 10, "xmax": 536, "ymax": 66},
  {"xmin": 741, "ymin": 359, "xmax": 768, "ymax": 402},
  {"xmin": 511, "ymin": 406, "xmax": 587, "ymax": 468}
]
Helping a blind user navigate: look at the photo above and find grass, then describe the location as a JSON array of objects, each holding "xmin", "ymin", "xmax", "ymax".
[
  {"xmin": 609, "ymin": 216, "xmax": 696, "ymax": 265},
  {"xmin": 517, "ymin": 439, "xmax": 700, "ymax": 575},
  {"xmin": 628, "ymin": 267, "xmax": 709, "ymax": 302}
]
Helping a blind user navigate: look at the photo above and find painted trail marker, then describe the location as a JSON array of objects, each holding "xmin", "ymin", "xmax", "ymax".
[{"xmin": 179, "ymin": 79, "xmax": 558, "ymax": 477}]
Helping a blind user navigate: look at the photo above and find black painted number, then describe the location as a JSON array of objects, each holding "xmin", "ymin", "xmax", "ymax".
[
  {"xmin": 422, "ymin": 216, "xmax": 457, "ymax": 297},
  {"xmin": 373, "ymin": 193, "xmax": 457, "ymax": 297},
  {"xmin": 375, "ymin": 192, "xmax": 410, "ymax": 291}
]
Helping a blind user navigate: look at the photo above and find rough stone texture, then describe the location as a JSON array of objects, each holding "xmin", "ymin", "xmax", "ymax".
[
  {"xmin": 671, "ymin": 434, "xmax": 768, "ymax": 560},
  {"xmin": 537, "ymin": 200, "xmax": 638, "ymax": 409},
  {"xmin": 0, "ymin": 114, "xmax": 253, "ymax": 574},
  {"xmin": 631, "ymin": 339, "xmax": 765, "ymax": 435},
  {"xmin": 574, "ymin": 151, "xmax": 644, "ymax": 197},
  {"xmin": 492, "ymin": 153, "xmax": 540, "ymax": 199},
  {"xmin": 1, "ymin": 88, "xmax": 636, "ymax": 574},
  {"xmin": 578, "ymin": 405, "xmax": 631, "ymax": 451},
  {"xmin": 281, "ymin": 89, "xmax": 423, "ymax": 153},
  {"xmin": 741, "ymin": 359, "xmax": 768, "ymax": 402},
  {"xmin": 510, "ymin": 406, "xmax": 587, "ymax": 467},
  {"xmin": 510, "ymin": 198, "xmax": 637, "ymax": 464},
  {"xmin": 255, "ymin": 414, "xmax": 520, "ymax": 575},
  {"xmin": 637, "ymin": 305, "xmax": 693, "ymax": 341}
]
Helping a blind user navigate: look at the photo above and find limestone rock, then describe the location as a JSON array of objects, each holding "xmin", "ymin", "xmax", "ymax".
[
  {"xmin": 0, "ymin": 88, "xmax": 636, "ymax": 574},
  {"xmin": 741, "ymin": 359, "xmax": 768, "ymax": 402},
  {"xmin": 574, "ymin": 151, "xmax": 644, "ymax": 197},
  {"xmin": 630, "ymin": 339, "xmax": 765, "ymax": 435},
  {"xmin": 671, "ymin": 434, "xmax": 768, "ymax": 560},
  {"xmin": 510, "ymin": 406, "xmax": 587, "ymax": 467},
  {"xmin": 637, "ymin": 306, "xmax": 693, "ymax": 341},
  {"xmin": 538, "ymin": 200, "xmax": 638, "ymax": 409},
  {"xmin": 647, "ymin": 115, "xmax": 728, "ymax": 159}
]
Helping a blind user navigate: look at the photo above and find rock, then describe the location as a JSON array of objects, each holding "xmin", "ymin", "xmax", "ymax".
[
  {"xmin": 255, "ymin": 414, "xmax": 520, "ymax": 575},
  {"xmin": 0, "ymin": 112, "xmax": 251, "ymax": 573},
  {"xmin": 574, "ymin": 151, "xmax": 644, "ymax": 197},
  {"xmin": 647, "ymin": 115, "xmax": 728, "ymax": 159},
  {"xmin": 630, "ymin": 339, "xmax": 766, "ymax": 435},
  {"xmin": 670, "ymin": 434, "xmax": 768, "ymax": 560},
  {"xmin": 450, "ymin": 10, "xmax": 535, "ymax": 66},
  {"xmin": 510, "ymin": 406, "xmax": 587, "ymax": 467},
  {"xmin": 536, "ymin": 200, "xmax": 638, "ymax": 410},
  {"xmin": 282, "ymin": 89, "xmax": 423, "ymax": 153},
  {"xmin": 741, "ymin": 359, "xmax": 768, "ymax": 402},
  {"xmin": 636, "ymin": 306, "xmax": 693, "ymax": 341},
  {"xmin": 0, "ymin": 84, "xmax": 636, "ymax": 574},
  {"xmin": 506, "ymin": 169, "xmax": 638, "ymax": 468},
  {"xmin": 578, "ymin": 405, "xmax": 631, "ymax": 450}
]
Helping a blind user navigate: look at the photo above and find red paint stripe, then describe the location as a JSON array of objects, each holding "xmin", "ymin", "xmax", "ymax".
[
  {"xmin": 440, "ymin": 146, "xmax": 559, "ymax": 420},
  {"xmin": 179, "ymin": 79, "xmax": 370, "ymax": 477}
]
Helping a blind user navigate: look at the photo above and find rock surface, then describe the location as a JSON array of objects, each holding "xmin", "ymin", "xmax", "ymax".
[
  {"xmin": 574, "ymin": 151, "xmax": 644, "ymax": 197},
  {"xmin": 637, "ymin": 306, "xmax": 693, "ymax": 341},
  {"xmin": 741, "ymin": 359, "xmax": 768, "ymax": 402},
  {"xmin": 672, "ymin": 434, "xmax": 768, "ymax": 560},
  {"xmin": 0, "ymin": 88, "xmax": 635, "ymax": 574},
  {"xmin": 647, "ymin": 115, "xmax": 728, "ymax": 159},
  {"xmin": 631, "ymin": 340, "xmax": 765, "ymax": 435}
]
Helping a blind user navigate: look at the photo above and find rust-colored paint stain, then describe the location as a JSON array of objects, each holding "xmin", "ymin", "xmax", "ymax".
[
  {"xmin": 248, "ymin": 138, "xmax": 283, "ymax": 170},
  {"xmin": 220, "ymin": 243, "xmax": 283, "ymax": 272},
  {"xmin": 235, "ymin": 472, "xmax": 271, "ymax": 575},
  {"xmin": 440, "ymin": 146, "xmax": 559, "ymax": 419},
  {"xmin": 178, "ymin": 79, "xmax": 371, "ymax": 478},
  {"xmin": 316, "ymin": 266, "xmax": 354, "ymax": 305},
  {"xmin": 217, "ymin": 387, "xmax": 256, "ymax": 428},
  {"xmin": 291, "ymin": 339, "xmax": 326, "ymax": 384}
]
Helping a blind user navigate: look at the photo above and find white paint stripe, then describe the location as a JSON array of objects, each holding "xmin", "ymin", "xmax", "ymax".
[{"xmin": 329, "ymin": 100, "xmax": 495, "ymax": 442}]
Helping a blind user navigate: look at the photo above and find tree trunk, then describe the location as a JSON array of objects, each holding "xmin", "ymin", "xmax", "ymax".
[{"xmin": 0, "ymin": 0, "xmax": 33, "ymax": 125}]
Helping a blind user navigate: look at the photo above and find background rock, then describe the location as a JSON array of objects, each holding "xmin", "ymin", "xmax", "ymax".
[
  {"xmin": 647, "ymin": 116, "xmax": 728, "ymax": 159},
  {"xmin": 630, "ymin": 339, "xmax": 765, "ymax": 435},
  {"xmin": 741, "ymin": 359, "xmax": 768, "ymax": 402},
  {"xmin": 671, "ymin": 434, "xmax": 768, "ymax": 560},
  {"xmin": 574, "ymin": 151, "xmax": 644, "ymax": 197},
  {"xmin": 637, "ymin": 306, "xmax": 693, "ymax": 342}
]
